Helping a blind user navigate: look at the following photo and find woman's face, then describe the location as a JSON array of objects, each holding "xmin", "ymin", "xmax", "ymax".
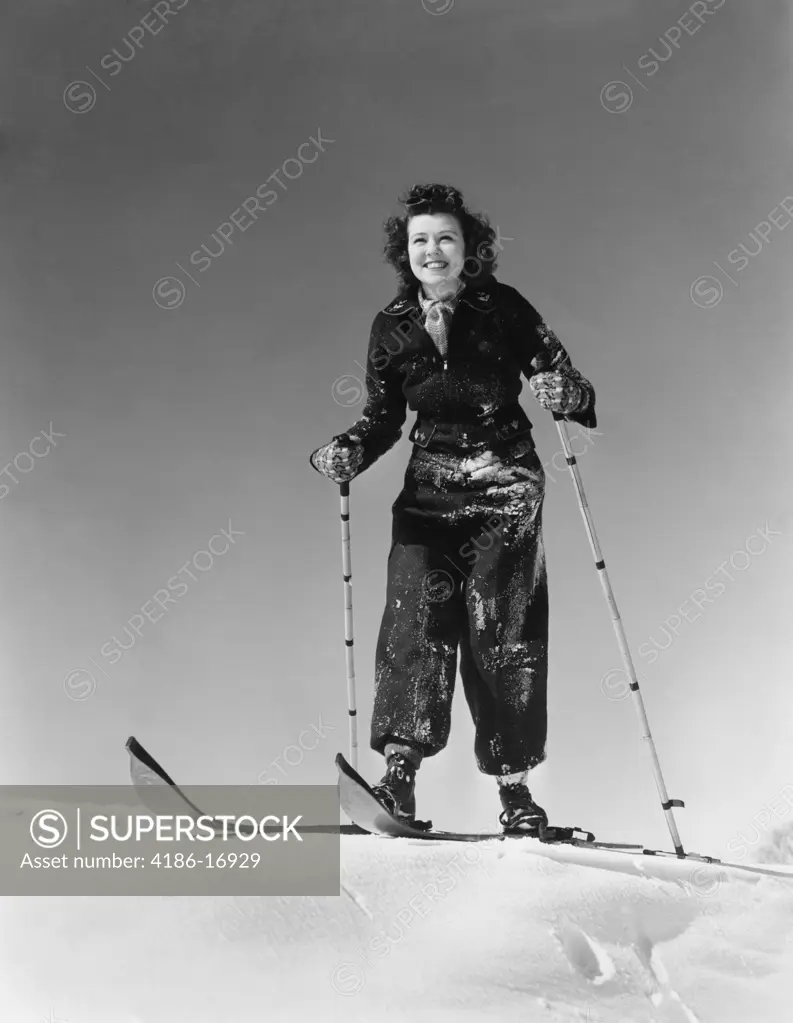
[{"xmin": 407, "ymin": 212, "xmax": 465, "ymax": 289}]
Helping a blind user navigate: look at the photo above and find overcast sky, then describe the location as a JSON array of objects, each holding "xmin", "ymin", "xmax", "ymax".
[{"xmin": 1, "ymin": 0, "xmax": 791, "ymax": 855}]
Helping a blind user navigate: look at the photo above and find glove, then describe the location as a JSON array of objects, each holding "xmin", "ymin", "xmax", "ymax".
[
  {"xmin": 310, "ymin": 438, "xmax": 364, "ymax": 483},
  {"xmin": 529, "ymin": 371, "xmax": 583, "ymax": 414},
  {"xmin": 461, "ymin": 442, "xmax": 535, "ymax": 484}
]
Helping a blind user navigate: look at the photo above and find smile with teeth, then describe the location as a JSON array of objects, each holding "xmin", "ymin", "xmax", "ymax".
[{"xmin": 425, "ymin": 261, "xmax": 448, "ymax": 269}]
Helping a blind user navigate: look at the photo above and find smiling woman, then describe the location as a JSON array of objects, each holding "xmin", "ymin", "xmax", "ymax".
[
  {"xmin": 408, "ymin": 212, "xmax": 465, "ymax": 301},
  {"xmin": 309, "ymin": 182, "xmax": 597, "ymax": 833},
  {"xmin": 384, "ymin": 184, "xmax": 499, "ymax": 295}
]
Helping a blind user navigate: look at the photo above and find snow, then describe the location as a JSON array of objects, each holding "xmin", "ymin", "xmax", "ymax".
[{"xmin": 2, "ymin": 829, "xmax": 793, "ymax": 1022}]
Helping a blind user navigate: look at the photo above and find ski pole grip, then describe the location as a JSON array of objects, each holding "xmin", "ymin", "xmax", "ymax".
[{"xmin": 340, "ymin": 481, "xmax": 350, "ymax": 496}]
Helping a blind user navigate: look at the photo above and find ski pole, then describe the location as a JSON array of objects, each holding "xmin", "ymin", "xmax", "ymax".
[
  {"xmin": 536, "ymin": 366, "xmax": 686, "ymax": 856},
  {"xmin": 339, "ymin": 481, "xmax": 358, "ymax": 770}
]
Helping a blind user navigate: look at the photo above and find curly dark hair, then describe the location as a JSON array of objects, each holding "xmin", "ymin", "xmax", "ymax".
[{"xmin": 383, "ymin": 183, "xmax": 500, "ymax": 293}]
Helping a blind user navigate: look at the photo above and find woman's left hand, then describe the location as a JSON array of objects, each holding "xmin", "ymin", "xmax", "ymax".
[{"xmin": 529, "ymin": 371, "xmax": 582, "ymax": 414}]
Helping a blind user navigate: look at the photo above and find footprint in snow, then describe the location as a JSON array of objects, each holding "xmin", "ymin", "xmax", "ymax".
[{"xmin": 551, "ymin": 917, "xmax": 616, "ymax": 985}]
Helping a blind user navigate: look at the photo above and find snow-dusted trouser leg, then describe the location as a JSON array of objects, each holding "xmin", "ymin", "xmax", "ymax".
[
  {"xmin": 458, "ymin": 442, "xmax": 548, "ymax": 776},
  {"xmin": 370, "ymin": 437, "xmax": 548, "ymax": 774},
  {"xmin": 370, "ymin": 537, "xmax": 462, "ymax": 759}
]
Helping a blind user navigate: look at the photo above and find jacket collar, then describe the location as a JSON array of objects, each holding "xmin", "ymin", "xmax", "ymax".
[{"xmin": 381, "ymin": 275, "xmax": 497, "ymax": 316}]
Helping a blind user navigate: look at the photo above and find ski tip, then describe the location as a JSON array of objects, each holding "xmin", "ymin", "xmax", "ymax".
[{"xmin": 125, "ymin": 735, "xmax": 138, "ymax": 752}]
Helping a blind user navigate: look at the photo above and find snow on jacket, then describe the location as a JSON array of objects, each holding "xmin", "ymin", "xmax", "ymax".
[{"xmin": 310, "ymin": 275, "xmax": 596, "ymax": 479}]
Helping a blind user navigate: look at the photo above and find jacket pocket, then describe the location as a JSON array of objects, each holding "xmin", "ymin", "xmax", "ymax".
[
  {"xmin": 408, "ymin": 421, "xmax": 437, "ymax": 449},
  {"xmin": 493, "ymin": 416, "xmax": 532, "ymax": 444}
]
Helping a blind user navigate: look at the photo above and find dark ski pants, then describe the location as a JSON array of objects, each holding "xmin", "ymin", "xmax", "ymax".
[{"xmin": 370, "ymin": 437, "xmax": 549, "ymax": 776}]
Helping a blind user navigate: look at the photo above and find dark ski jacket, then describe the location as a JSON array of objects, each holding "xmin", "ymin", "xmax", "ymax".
[{"xmin": 310, "ymin": 275, "xmax": 596, "ymax": 479}]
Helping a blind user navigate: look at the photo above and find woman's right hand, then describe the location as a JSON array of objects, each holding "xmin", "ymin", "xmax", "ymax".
[{"xmin": 310, "ymin": 439, "xmax": 364, "ymax": 483}]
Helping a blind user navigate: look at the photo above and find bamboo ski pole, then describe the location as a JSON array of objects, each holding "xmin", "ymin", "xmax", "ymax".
[
  {"xmin": 339, "ymin": 481, "xmax": 358, "ymax": 770},
  {"xmin": 543, "ymin": 396, "xmax": 686, "ymax": 856}
]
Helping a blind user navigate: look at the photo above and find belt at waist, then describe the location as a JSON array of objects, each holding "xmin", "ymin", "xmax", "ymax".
[{"xmin": 408, "ymin": 403, "xmax": 534, "ymax": 452}]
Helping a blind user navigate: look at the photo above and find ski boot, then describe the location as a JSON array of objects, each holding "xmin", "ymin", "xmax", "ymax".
[
  {"xmin": 371, "ymin": 752, "xmax": 418, "ymax": 822},
  {"xmin": 498, "ymin": 778, "xmax": 548, "ymax": 835}
]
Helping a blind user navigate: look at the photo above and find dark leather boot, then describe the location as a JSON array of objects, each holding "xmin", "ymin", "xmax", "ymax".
[
  {"xmin": 371, "ymin": 753, "xmax": 417, "ymax": 820},
  {"xmin": 498, "ymin": 780, "xmax": 548, "ymax": 834}
]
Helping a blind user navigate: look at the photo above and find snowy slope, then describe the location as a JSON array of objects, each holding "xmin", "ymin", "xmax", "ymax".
[{"xmin": 2, "ymin": 832, "xmax": 792, "ymax": 1023}]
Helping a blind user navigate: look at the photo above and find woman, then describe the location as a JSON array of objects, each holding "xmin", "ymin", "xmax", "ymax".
[{"xmin": 309, "ymin": 183, "xmax": 596, "ymax": 833}]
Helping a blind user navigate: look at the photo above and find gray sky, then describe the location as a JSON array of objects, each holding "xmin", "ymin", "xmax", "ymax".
[{"xmin": 1, "ymin": 0, "xmax": 791, "ymax": 854}]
